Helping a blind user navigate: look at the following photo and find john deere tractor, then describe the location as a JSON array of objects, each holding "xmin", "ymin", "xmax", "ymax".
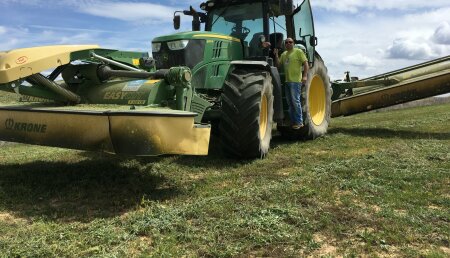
[
  {"xmin": 155, "ymin": 0, "xmax": 331, "ymax": 157},
  {"xmin": 0, "ymin": 0, "xmax": 331, "ymax": 158}
]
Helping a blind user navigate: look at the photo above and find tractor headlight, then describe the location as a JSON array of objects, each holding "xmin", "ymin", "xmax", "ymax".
[
  {"xmin": 167, "ymin": 40, "xmax": 189, "ymax": 50},
  {"xmin": 152, "ymin": 42, "xmax": 161, "ymax": 52}
]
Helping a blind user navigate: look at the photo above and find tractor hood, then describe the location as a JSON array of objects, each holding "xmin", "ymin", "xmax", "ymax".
[
  {"xmin": 152, "ymin": 31, "xmax": 240, "ymax": 43},
  {"xmin": 151, "ymin": 31, "xmax": 242, "ymax": 70}
]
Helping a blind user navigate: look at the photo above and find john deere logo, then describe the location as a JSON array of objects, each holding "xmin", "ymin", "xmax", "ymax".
[
  {"xmin": 4, "ymin": 118, "xmax": 47, "ymax": 133},
  {"xmin": 162, "ymin": 53, "xmax": 169, "ymax": 62}
]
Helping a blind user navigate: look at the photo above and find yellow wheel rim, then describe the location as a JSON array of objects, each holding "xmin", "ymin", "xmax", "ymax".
[
  {"xmin": 308, "ymin": 75, "xmax": 326, "ymax": 126},
  {"xmin": 259, "ymin": 94, "xmax": 268, "ymax": 139}
]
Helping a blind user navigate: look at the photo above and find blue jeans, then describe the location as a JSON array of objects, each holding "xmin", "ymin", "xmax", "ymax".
[{"xmin": 285, "ymin": 82, "xmax": 303, "ymax": 125}]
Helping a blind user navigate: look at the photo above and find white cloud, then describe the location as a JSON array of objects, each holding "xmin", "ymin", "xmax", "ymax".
[
  {"xmin": 342, "ymin": 53, "xmax": 378, "ymax": 68},
  {"xmin": 391, "ymin": 8, "xmax": 450, "ymax": 43},
  {"xmin": 169, "ymin": 0, "xmax": 202, "ymax": 6},
  {"xmin": 384, "ymin": 21, "xmax": 450, "ymax": 61},
  {"xmin": 0, "ymin": 0, "xmax": 181, "ymax": 23},
  {"xmin": 0, "ymin": 38, "xmax": 19, "ymax": 51},
  {"xmin": 314, "ymin": 3, "xmax": 450, "ymax": 79},
  {"xmin": 78, "ymin": 2, "xmax": 176, "ymax": 23},
  {"xmin": 0, "ymin": 26, "xmax": 31, "ymax": 50},
  {"xmin": 403, "ymin": 7, "xmax": 450, "ymax": 25},
  {"xmin": 432, "ymin": 22, "xmax": 450, "ymax": 45},
  {"xmin": 58, "ymin": 32, "xmax": 97, "ymax": 45},
  {"xmin": 386, "ymin": 39, "xmax": 437, "ymax": 60},
  {"xmin": 312, "ymin": 0, "xmax": 450, "ymax": 13},
  {"xmin": 0, "ymin": 26, "xmax": 6, "ymax": 35},
  {"xmin": 433, "ymin": 44, "xmax": 450, "ymax": 56},
  {"xmin": 29, "ymin": 25, "xmax": 116, "ymax": 34}
]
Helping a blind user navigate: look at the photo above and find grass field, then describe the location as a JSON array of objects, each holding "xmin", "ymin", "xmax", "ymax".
[
  {"xmin": 0, "ymin": 102, "xmax": 449, "ymax": 257},
  {"xmin": 0, "ymin": 91, "xmax": 19, "ymax": 105}
]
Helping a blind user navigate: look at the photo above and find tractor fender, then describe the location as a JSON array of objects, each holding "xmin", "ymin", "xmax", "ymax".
[{"xmin": 229, "ymin": 61, "xmax": 284, "ymax": 122}]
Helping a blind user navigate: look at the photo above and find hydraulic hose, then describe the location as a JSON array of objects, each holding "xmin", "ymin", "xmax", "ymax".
[{"xmin": 28, "ymin": 73, "xmax": 81, "ymax": 103}]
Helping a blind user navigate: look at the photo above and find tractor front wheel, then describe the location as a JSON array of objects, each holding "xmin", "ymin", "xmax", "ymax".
[{"xmin": 220, "ymin": 69, "xmax": 274, "ymax": 158}]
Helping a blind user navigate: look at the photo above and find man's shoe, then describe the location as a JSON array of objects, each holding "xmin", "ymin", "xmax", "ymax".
[{"xmin": 292, "ymin": 124, "xmax": 304, "ymax": 130}]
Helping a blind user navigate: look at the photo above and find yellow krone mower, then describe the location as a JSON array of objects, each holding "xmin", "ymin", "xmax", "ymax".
[{"xmin": 1, "ymin": 0, "xmax": 449, "ymax": 158}]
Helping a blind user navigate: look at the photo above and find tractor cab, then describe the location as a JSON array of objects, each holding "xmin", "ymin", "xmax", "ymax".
[{"xmin": 175, "ymin": 0, "xmax": 318, "ymax": 65}]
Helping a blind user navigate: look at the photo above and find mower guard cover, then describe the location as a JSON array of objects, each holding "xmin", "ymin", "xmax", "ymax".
[
  {"xmin": 0, "ymin": 45, "xmax": 100, "ymax": 84},
  {"xmin": 0, "ymin": 106, "xmax": 210, "ymax": 156}
]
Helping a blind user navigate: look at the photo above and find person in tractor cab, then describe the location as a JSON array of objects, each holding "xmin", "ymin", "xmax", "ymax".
[
  {"xmin": 268, "ymin": 32, "xmax": 284, "ymax": 60},
  {"xmin": 274, "ymin": 37, "xmax": 309, "ymax": 129},
  {"xmin": 257, "ymin": 33, "xmax": 284, "ymax": 59}
]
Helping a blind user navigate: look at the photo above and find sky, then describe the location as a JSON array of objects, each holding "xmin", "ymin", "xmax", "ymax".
[{"xmin": 0, "ymin": 0, "xmax": 449, "ymax": 80}]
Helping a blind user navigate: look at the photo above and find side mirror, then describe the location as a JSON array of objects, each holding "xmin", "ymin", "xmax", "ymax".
[
  {"xmin": 309, "ymin": 36, "xmax": 318, "ymax": 47},
  {"xmin": 279, "ymin": 0, "xmax": 294, "ymax": 15},
  {"xmin": 173, "ymin": 15, "xmax": 180, "ymax": 30}
]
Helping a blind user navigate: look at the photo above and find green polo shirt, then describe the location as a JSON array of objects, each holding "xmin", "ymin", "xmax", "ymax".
[{"xmin": 279, "ymin": 48, "xmax": 308, "ymax": 83}]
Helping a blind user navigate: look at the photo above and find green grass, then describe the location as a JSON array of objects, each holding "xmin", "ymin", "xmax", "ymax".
[
  {"xmin": 0, "ymin": 91, "xmax": 19, "ymax": 105},
  {"xmin": 0, "ymin": 103, "xmax": 449, "ymax": 257}
]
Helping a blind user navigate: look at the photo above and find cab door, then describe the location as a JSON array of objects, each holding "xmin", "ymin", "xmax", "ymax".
[{"xmin": 293, "ymin": 0, "xmax": 316, "ymax": 64}]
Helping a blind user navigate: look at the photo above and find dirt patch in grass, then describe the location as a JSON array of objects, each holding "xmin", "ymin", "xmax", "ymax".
[
  {"xmin": 371, "ymin": 205, "xmax": 381, "ymax": 213},
  {"xmin": 0, "ymin": 141, "xmax": 15, "ymax": 147},
  {"xmin": 311, "ymin": 233, "xmax": 338, "ymax": 257},
  {"xmin": 440, "ymin": 246, "xmax": 450, "ymax": 255},
  {"xmin": 0, "ymin": 212, "xmax": 27, "ymax": 224}
]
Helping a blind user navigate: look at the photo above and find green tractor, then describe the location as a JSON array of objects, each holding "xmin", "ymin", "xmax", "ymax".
[
  {"xmin": 0, "ymin": 0, "xmax": 331, "ymax": 158},
  {"xmin": 156, "ymin": 0, "xmax": 331, "ymax": 157}
]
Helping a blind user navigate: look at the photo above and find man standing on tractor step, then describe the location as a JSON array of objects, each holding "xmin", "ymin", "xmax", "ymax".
[{"xmin": 274, "ymin": 37, "xmax": 309, "ymax": 130}]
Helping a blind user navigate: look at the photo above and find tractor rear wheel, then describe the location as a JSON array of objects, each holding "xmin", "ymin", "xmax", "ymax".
[
  {"xmin": 278, "ymin": 53, "xmax": 331, "ymax": 139},
  {"xmin": 220, "ymin": 69, "xmax": 274, "ymax": 158}
]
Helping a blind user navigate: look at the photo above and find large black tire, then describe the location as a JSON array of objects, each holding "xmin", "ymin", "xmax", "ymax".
[
  {"xmin": 220, "ymin": 69, "xmax": 274, "ymax": 158},
  {"xmin": 278, "ymin": 53, "xmax": 331, "ymax": 139}
]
